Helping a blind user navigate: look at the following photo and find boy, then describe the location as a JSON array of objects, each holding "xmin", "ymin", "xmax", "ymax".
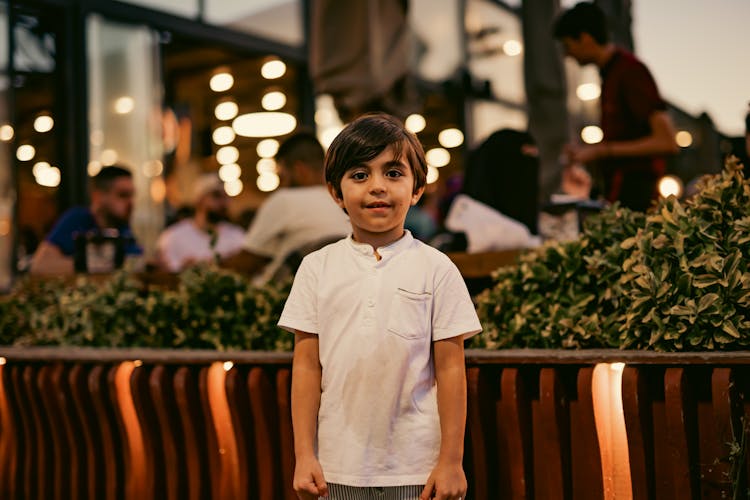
[{"xmin": 278, "ymin": 113, "xmax": 481, "ymax": 500}]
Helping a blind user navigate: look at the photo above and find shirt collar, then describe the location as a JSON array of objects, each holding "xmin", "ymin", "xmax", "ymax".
[{"xmin": 347, "ymin": 230, "xmax": 414, "ymax": 261}]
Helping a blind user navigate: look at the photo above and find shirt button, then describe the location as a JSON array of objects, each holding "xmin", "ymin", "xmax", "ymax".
[{"xmin": 367, "ymin": 299, "xmax": 375, "ymax": 307}]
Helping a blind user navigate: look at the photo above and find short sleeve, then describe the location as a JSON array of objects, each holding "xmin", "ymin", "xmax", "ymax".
[
  {"xmin": 46, "ymin": 208, "xmax": 89, "ymax": 256},
  {"xmin": 431, "ymin": 259, "xmax": 482, "ymax": 341},
  {"xmin": 622, "ymin": 63, "xmax": 665, "ymax": 122},
  {"xmin": 243, "ymin": 191, "xmax": 285, "ymax": 257},
  {"xmin": 277, "ymin": 255, "xmax": 320, "ymax": 334}
]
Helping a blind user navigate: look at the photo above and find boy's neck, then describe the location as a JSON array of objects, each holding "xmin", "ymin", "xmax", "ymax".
[{"xmin": 351, "ymin": 229, "xmax": 407, "ymax": 259}]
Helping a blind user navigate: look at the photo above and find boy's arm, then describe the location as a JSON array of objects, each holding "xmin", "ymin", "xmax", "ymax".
[
  {"xmin": 291, "ymin": 331, "xmax": 328, "ymax": 499},
  {"xmin": 421, "ymin": 335, "xmax": 468, "ymax": 500}
]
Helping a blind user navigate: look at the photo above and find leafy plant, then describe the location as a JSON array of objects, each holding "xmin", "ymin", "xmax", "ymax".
[
  {"xmin": 1, "ymin": 265, "xmax": 293, "ymax": 351},
  {"xmin": 472, "ymin": 157, "xmax": 750, "ymax": 351}
]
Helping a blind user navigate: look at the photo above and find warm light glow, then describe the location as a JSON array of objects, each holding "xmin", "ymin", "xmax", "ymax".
[
  {"xmin": 658, "ymin": 175, "xmax": 683, "ymax": 198},
  {"xmin": 212, "ymin": 126, "xmax": 236, "ymax": 146},
  {"xmin": 256, "ymin": 158, "xmax": 278, "ymax": 174},
  {"xmin": 0, "ymin": 357, "xmax": 6, "ymax": 365},
  {"xmin": 576, "ymin": 83, "xmax": 601, "ymax": 101},
  {"xmin": 315, "ymin": 108, "xmax": 335, "ymax": 126},
  {"xmin": 438, "ymin": 128, "xmax": 464, "ymax": 148},
  {"xmin": 426, "ymin": 147, "xmax": 450, "ymax": 167},
  {"xmin": 257, "ymin": 172, "xmax": 280, "ymax": 192},
  {"xmin": 320, "ymin": 126, "xmax": 343, "ymax": 149},
  {"xmin": 676, "ymin": 130, "xmax": 693, "ymax": 148},
  {"xmin": 610, "ymin": 362, "xmax": 625, "ymax": 373},
  {"xmin": 427, "ymin": 166, "xmax": 440, "ymax": 184},
  {"xmin": 33, "ymin": 161, "xmax": 51, "ymax": 178},
  {"xmin": 36, "ymin": 166, "xmax": 61, "ymax": 187},
  {"xmin": 224, "ymin": 179, "xmax": 244, "ymax": 197},
  {"xmin": 223, "ymin": 361, "xmax": 234, "ymax": 372},
  {"xmin": 581, "ymin": 125, "xmax": 604, "ymax": 144},
  {"xmin": 261, "ymin": 91, "xmax": 287, "ymax": 111},
  {"xmin": 142, "ymin": 160, "xmax": 163, "ymax": 177},
  {"xmin": 503, "ymin": 39, "xmax": 523, "ymax": 56},
  {"xmin": 0, "ymin": 220, "xmax": 10, "ymax": 237},
  {"xmin": 219, "ymin": 163, "xmax": 242, "ymax": 182},
  {"xmin": 256, "ymin": 138, "xmax": 280, "ymax": 158},
  {"xmin": 214, "ymin": 101, "xmax": 239, "ymax": 121},
  {"xmin": 88, "ymin": 161, "xmax": 102, "ymax": 176},
  {"xmin": 261, "ymin": 59, "xmax": 286, "ymax": 79},
  {"xmin": 0, "ymin": 124, "xmax": 13, "ymax": 142},
  {"xmin": 101, "ymin": 149, "xmax": 118, "ymax": 166},
  {"xmin": 33, "ymin": 115, "xmax": 54, "ymax": 133},
  {"xmin": 16, "ymin": 145, "xmax": 35, "ymax": 162},
  {"xmin": 133, "ymin": 360, "xmax": 143, "ymax": 368},
  {"xmin": 90, "ymin": 130, "xmax": 104, "ymax": 146},
  {"xmin": 232, "ymin": 112, "xmax": 296, "ymax": 137},
  {"xmin": 150, "ymin": 177, "xmax": 167, "ymax": 202},
  {"xmin": 114, "ymin": 96, "xmax": 135, "ymax": 114},
  {"xmin": 216, "ymin": 146, "xmax": 239, "ymax": 165},
  {"xmin": 210, "ymin": 72, "xmax": 234, "ymax": 92},
  {"xmin": 405, "ymin": 114, "xmax": 426, "ymax": 134}
]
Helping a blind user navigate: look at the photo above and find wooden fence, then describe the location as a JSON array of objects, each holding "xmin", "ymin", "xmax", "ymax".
[{"xmin": 0, "ymin": 347, "xmax": 748, "ymax": 499}]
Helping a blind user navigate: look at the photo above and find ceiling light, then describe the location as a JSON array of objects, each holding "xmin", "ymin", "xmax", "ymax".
[
  {"xmin": 224, "ymin": 179, "xmax": 243, "ymax": 197},
  {"xmin": 216, "ymin": 146, "xmax": 239, "ymax": 165},
  {"xmin": 503, "ymin": 40, "xmax": 523, "ymax": 56},
  {"xmin": 438, "ymin": 128, "xmax": 464, "ymax": 148},
  {"xmin": 142, "ymin": 160, "xmax": 163, "ymax": 177},
  {"xmin": 405, "ymin": 114, "xmax": 426, "ymax": 134},
  {"xmin": 36, "ymin": 166, "xmax": 61, "ymax": 187},
  {"xmin": 676, "ymin": 130, "xmax": 693, "ymax": 148},
  {"xmin": 427, "ymin": 166, "xmax": 440, "ymax": 184},
  {"xmin": 232, "ymin": 112, "xmax": 296, "ymax": 138},
  {"xmin": 87, "ymin": 161, "xmax": 102, "ymax": 176},
  {"xmin": 215, "ymin": 101, "xmax": 239, "ymax": 121},
  {"xmin": 34, "ymin": 115, "xmax": 54, "ymax": 133},
  {"xmin": 256, "ymin": 138, "xmax": 280, "ymax": 158},
  {"xmin": 210, "ymin": 72, "xmax": 234, "ymax": 92},
  {"xmin": 212, "ymin": 126, "xmax": 236, "ymax": 146},
  {"xmin": 261, "ymin": 91, "xmax": 287, "ymax": 111},
  {"xmin": 576, "ymin": 83, "xmax": 601, "ymax": 101},
  {"xmin": 658, "ymin": 175, "xmax": 683, "ymax": 198},
  {"xmin": 256, "ymin": 158, "xmax": 277, "ymax": 174},
  {"xmin": 16, "ymin": 144, "xmax": 35, "ymax": 162},
  {"xmin": 101, "ymin": 149, "xmax": 118, "ymax": 166},
  {"xmin": 0, "ymin": 124, "xmax": 14, "ymax": 142},
  {"xmin": 261, "ymin": 59, "xmax": 286, "ymax": 79},
  {"xmin": 257, "ymin": 172, "xmax": 280, "ymax": 192},
  {"xmin": 425, "ymin": 147, "xmax": 450, "ymax": 167},
  {"xmin": 114, "ymin": 96, "xmax": 135, "ymax": 114},
  {"xmin": 219, "ymin": 163, "xmax": 242, "ymax": 182},
  {"xmin": 33, "ymin": 161, "xmax": 51, "ymax": 178},
  {"xmin": 581, "ymin": 125, "xmax": 603, "ymax": 144}
]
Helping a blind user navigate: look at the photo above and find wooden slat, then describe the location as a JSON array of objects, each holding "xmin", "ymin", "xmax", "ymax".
[
  {"xmin": 198, "ymin": 366, "xmax": 223, "ymax": 498},
  {"xmin": 570, "ymin": 367, "xmax": 603, "ymax": 499},
  {"xmin": 0, "ymin": 365, "xmax": 19, "ymax": 499},
  {"xmin": 39, "ymin": 364, "xmax": 74, "ymax": 500},
  {"xmin": 499, "ymin": 367, "xmax": 533, "ymax": 499},
  {"xmin": 248, "ymin": 366, "xmax": 281, "ymax": 500},
  {"xmin": 706, "ymin": 368, "xmax": 741, "ymax": 498},
  {"xmin": 69, "ymin": 363, "xmax": 104, "ymax": 500},
  {"xmin": 130, "ymin": 366, "xmax": 160, "ymax": 498},
  {"xmin": 533, "ymin": 367, "xmax": 571, "ymax": 499},
  {"xmin": 226, "ymin": 366, "xmax": 259, "ymax": 499},
  {"xmin": 621, "ymin": 366, "xmax": 655, "ymax": 500},
  {"xmin": 174, "ymin": 366, "xmax": 211, "ymax": 500},
  {"xmin": 664, "ymin": 367, "xmax": 698, "ymax": 499},
  {"xmin": 26, "ymin": 365, "xmax": 53, "ymax": 499},
  {"xmin": 149, "ymin": 365, "xmax": 187, "ymax": 500},
  {"xmin": 466, "ymin": 367, "xmax": 489, "ymax": 499},
  {"xmin": 276, "ymin": 368, "xmax": 296, "ymax": 500}
]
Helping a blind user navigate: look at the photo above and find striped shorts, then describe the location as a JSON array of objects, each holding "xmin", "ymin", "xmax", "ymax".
[{"xmin": 323, "ymin": 483, "xmax": 425, "ymax": 499}]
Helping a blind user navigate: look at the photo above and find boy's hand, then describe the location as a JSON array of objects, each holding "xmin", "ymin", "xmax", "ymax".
[
  {"xmin": 293, "ymin": 455, "xmax": 328, "ymax": 499},
  {"xmin": 420, "ymin": 460, "xmax": 467, "ymax": 500}
]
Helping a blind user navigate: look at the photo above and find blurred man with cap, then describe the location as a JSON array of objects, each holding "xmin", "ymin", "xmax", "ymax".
[{"xmin": 156, "ymin": 173, "xmax": 245, "ymax": 272}]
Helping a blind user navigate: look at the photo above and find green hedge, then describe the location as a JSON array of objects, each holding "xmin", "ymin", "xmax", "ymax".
[
  {"xmin": 0, "ymin": 267, "xmax": 292, "ymax": 351},
  {"xmin": 472, "ymin": 157, "xmax": 750, "ymax": 351}
]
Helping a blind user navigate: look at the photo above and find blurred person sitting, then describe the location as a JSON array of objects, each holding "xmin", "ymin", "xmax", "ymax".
[
  {"xmin": 156, "ymin": 174, "xmax": 245, "ymax": 272},
  {"xmin": 222, "ymin": 131, "xmax": 350, "ymax": 283},
  {"xmin": 30, "ymin": 165, "xmax": 141, "ymax": 276},
  {"xmin": 554, "ymin": 2, "xmax": 678, "ymax": 211}
]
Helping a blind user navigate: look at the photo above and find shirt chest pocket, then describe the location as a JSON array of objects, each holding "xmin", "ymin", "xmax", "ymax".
[{"xmin": 387, "ymin": 288, "xmax": 431, "ymax": 340}]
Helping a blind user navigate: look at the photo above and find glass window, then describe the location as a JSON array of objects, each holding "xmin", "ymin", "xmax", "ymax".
[
  {"xmin": 0, "ymin": 1, "xmax": 11, "ymax": 289},
  {"xmin": 409, "ymin": 0, "xmax": 463, "ymax": 82},
  {"xmin": 465, "ymin": 0, "xmax": 525, "ymax": 105},
  {"xmin": 204, "ymin": 0, "xmax": 304, "ymax": 48},
  {"xmin": 87, "ymin": 15, "xmax": 165, "ymax": 258},
  {"xmin": 123, "ymin": 0, "xmax": 199, "ymax": 19}
]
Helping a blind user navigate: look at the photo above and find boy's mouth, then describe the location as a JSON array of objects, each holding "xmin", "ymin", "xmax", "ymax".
[{"xmin": 366, "ymin": 201, "xmax": 390, "ymax": 208}]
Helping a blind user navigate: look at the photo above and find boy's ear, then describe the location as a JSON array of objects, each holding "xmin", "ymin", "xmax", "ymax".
[
  {"xmin": 327, "ymin": 182, "xmax": 345, "ymax": 209},
  {"xmin": 411, "ymin": 186, "xmax": 425, "ymax": 206}
]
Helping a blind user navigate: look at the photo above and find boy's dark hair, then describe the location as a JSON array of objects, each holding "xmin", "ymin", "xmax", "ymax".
[
  {"xmin": 553, "ymin": 2, "xmax": 609, "ymax": 45},
  {"xmin": 276, "ymin": 131, "xmax": 325, "ymax": 170},
  {"xmin": 91, "ymin": 165, "xmax": 132, "ymax": 192},
  {"xmin": 325, "ymin": 113, "xmax": 428, "ymax": 198}
]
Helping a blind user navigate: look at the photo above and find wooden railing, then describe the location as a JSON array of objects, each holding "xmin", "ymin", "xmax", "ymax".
[{"xmin": 1, "ymin": 347, "xmax": 748, "ymax": 499}]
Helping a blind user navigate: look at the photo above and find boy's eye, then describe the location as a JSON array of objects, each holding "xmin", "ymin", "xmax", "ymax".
[
  {"xmin": 350, "ymin": 171, "xmax": 367, "ymax": 180},
  {"xmin": 386, "ymin": 169, "xmax": 404, "ymax": 178}
]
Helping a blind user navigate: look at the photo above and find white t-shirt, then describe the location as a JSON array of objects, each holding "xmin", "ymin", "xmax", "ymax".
[
  {"xmin": 243, "ymin": 186, "xmax": 351, "ymax": 284},
  {"xmin": 156, "ymin": 219, "xmax": 246, "ymax": 272},
  {"xmin": 278, "ymin": 231, "xmax": 481, "ymax": 487}
]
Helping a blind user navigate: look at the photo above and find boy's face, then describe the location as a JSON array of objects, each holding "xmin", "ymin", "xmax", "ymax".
[{"xmin": 329, "ymin": 144, "xmax": 424, "ymax": 249}]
